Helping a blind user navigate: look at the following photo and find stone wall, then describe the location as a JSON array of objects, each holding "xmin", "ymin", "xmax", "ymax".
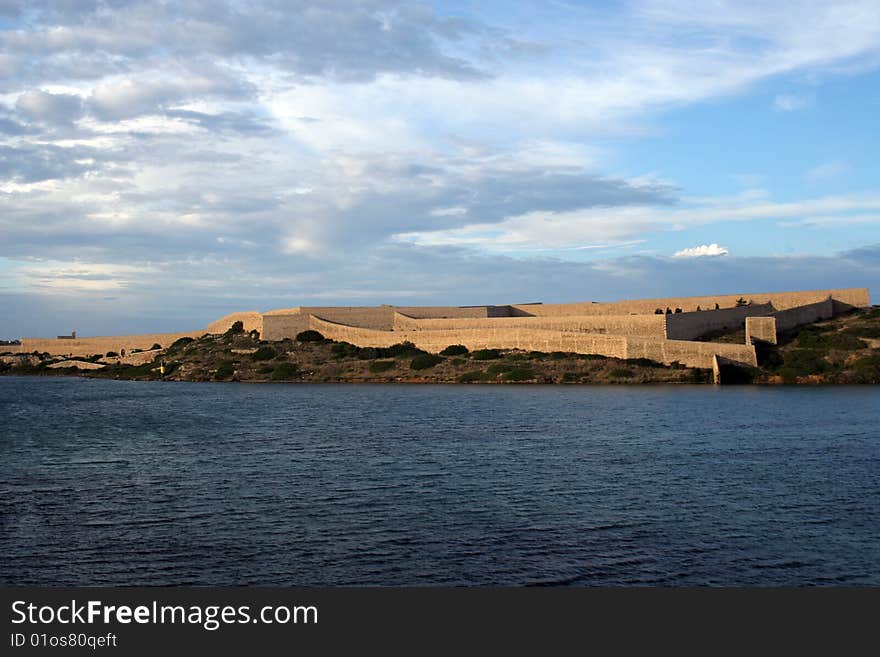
[
  {"xmin": 665, "ymin": 303, "xmax": 774, "ymax": 340},
  {"xmin": 392, "ymin": 312, "xmax": 668, "ymax": 337},
  {"xmin": 205, "ymin": 311, "xmax": 263, "ymax": 335},
  {"xmin": 395, "ymin": 306, "xmax": 491, "ymax": 320},
  {"xmin": 19, "ymin": 331, "xmax": 203, "ymax": 357},
  {"xmin": 772, "ymin": 298, "xmax": 834, "ymax": 332},
  {"xmin": 308, "ymin": 315, "xmax": 756, "ymax": 368},
  {"xmin": 510, "ymin": 287, "xmax": 869, "ymax": 316},
  {"xmin": 261, "ymin": 312, "xmax": 310, "ymax": 341},
  {"xmin": 745, "ymin": 317, "xmax": 778, "ymax": 345}
]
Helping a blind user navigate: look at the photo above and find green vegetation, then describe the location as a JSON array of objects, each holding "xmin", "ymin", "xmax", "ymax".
[
  {"xmin": 296, "ymin": 330, "xmax": 324, "ymax": 342},
  {"xmin": 843, "ymin": 325, "xmax": 880, "ymax": 339},
  {"xmin": 225, "ymin": 321, "xmax": 245, "ymax": 335},
  {"xmin": 271, "ymin": 362, "xmax": 298, "ymax": 380},
  {"xmin": 214, "ymin": 361, "xmax": 235, "ymax": 379},
  {"xmin": 410, "ymin": 354, "xmax": 444, "ymax": 370},
  {"xmin": 169, "ymin": 336, "xmax": 195, "ymax": 351},
  {"xmin": 369, "ymin": 360, "xmax": 395, "ymax": 373},
  {"xmin": 561, "ymin": 371, "xmax": 586, "ymax": 383},
  {"xmin": 470, "ymin": 349, "xmax": 502, "ymax": 360},
  {"xmin": 796, "ymin": 326, "xmax": 866, "ymax": 351},
  {"xmin": 609, "ymin": 368, "xmax": 635, "ymax": 378},
  {"xmin": 251, "ymin": 346, "xmax": 277, "ymax": 361},
  {"xmin": 501, "ymin": 367, "xmax": 535, "ymax": 381},
  {"xmin": 105, "ymin": 351, "xmax": 118, "ymax": 358},
  {"xmin": 440, "ymin": 344, "xmax": 469, "ymax": 356},
  {"xmin": 449, "ymin": 358, "xmax": 466, "ymax": 367},
  {"xmin": 150, "ymin": 343, "xmax": 162, "ymax": 350}
]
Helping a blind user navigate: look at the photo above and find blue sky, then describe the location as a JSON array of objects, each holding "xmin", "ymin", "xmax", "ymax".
[{"xmin": 0, "ymin": 0, "xmax": 878, "ymax": 337}]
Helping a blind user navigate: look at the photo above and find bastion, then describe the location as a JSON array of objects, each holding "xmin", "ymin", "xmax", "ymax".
[{"xmin": 13, "ymin": 287, "xmax": 870, "ymax": 370}]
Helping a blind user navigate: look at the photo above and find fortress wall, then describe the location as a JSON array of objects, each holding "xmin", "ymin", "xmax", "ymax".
[
  {"xmin": 309, "ymin": 316, "xmax": 754, "ymax": 367},
  {"xmin": 772, "ymin": 298, "xmax": 834, "ymax": 332},
  {"xmin": 664, "ymin": 303, "xmax": 774, "ymax": 340},
  {"xmin": 261, "ymin": 312, "xmax": 310, "ymax": 341},
  {"xmin": 745, "ymin": 317, "xmax": 778, "ymax": 345},
  {"xmin": 392, "ymin": 312, "xmax": 668, "ymax": 337},
  {"xmin": 19, "ymin": 331, "xmax": 203, "ymax": 357},
  {"xmin": 395, "ymin": 306, "xmax": 491, "ymax": 319},
  {"xmin": 624, "ymin": 337, "xmax": 758, "ymax": 368},
  {"xmin": 301, "ymin": 306, "xmax": 395, "ymax": 330},
  {"xmin": 511, "ymin": 288, "xmax": 869, "ymax": 316},
  {"xmin": 206, "ymin": 311, "xmax": 263, "ymax": 335}
]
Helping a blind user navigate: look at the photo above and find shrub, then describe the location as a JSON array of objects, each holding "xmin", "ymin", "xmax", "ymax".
[
  {"xmin": 736, "ymin": 297, "xmax": 748, "ymax": 307},
  {"xmin": 457, "ymin": 370, "xmax": 491, "ymax": 383},
  {"xmin": 470, "ymin": 349, "xmax": 502, "ymax": 360},
  {"xmin": 609, "ymin": 368, "xmax": 634, "ymax": 378},
  {"xmin": 214, "ymin": 361, "xmax": 234, "ymax": 379},
  {"xmin": 225, "ymin": 321, "xmax": 244, "ymax": 335},
  {"xmin": 580, "ymin": 353, "xmax": 609, "ymax": 361},
  {"xmin": 797, "ymin": 328, "xmax": 866, "ymax": 352},
  {"xmin": 252, "ymin": 346, "xmax": 277, "ymax": 361},
  {"xmin": 105, "ymin": 351, "xmax": 118, "ymax": 358},
  {"xmin": 271, "ymin": 362, "xmax": 299, "ymax": 380},
  {"xmin": 849, "ymin": 352, "xmax": 880, "ymax": 383},
  {"xmin": 843, "ymin": 325, "xmax": 880, "ymax": 339},
  {"xmin": 369, "ymin": 360, "xmax": 395, "ymax": 373},
  {"xmin": 169, "ymin": 336, "xmax": 195, "ymax": 351},
  {"xmin": 562, "ymin": 371, "xmax": 585, "ymax": 383},
  {"xmin": 410, "ymin": 354, "xmax": 444, "ymax": 370},
  {"xmin": 450, "ymin": 358, "xmax": 466, "ymax": 367},
  {"xmin": 502, "ymin": 367, "xmax": 535, "ymax": 381},
  {"xmin": 150, "ymin": 343, "xmax": 162, "ymax": 350},
  {"xmin": 778, "ymin": 349, "xmax": 827, "ymax": 382},
  {"xmin": 440, "ymin": 344, "xmax": 469, "ymax": 356},
  {"xmin": 654, "ymin": 308, "xmax": 664, "ymax": 314},
  {"xmin": 296, "ymin": 330, "xmax": 324, "ymax": 342},
  {"xmin": 357, "ymin": 347, "xmax": 379, "ymax": 360},
  {"xmin": 688, "ymin": 368, "xmax": 712, "ymax": 383},
  {"xmin": 331, "ymin": 342, "xmax": 361, "ymax": 358},
  {"xmin": 381, "ymin": 342, "xmax": 425, "ymax": 358},
  {"xmin": 674, "ymin": 307, "xmax": 682, "ymax": 313}
]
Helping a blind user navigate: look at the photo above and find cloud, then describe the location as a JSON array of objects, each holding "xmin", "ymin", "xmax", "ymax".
[
  {"xmin": 15, "ymin": 89, "xmax": 84, "ymax": 124},
  {"xmin": 772, "ymin": 93, "xmax": 811, "ymax": 111},
  {"xmin": 673, "ymin": 243, "xmax": 729, "ymax": 258}
]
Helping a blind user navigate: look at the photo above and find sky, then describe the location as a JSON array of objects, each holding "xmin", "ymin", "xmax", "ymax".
[{"xmin": 1, "ymin": 0, "xmax": 879, "ymax": 338}]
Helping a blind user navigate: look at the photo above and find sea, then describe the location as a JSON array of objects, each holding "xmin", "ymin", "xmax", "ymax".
[{"xmin": 1, "ymin": 376, "xmax": 877, "ymax": 586}]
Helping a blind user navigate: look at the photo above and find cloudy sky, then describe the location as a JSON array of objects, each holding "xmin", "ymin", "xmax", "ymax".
[{"xmin": 2, "ymin": 0, "xmax": 879, "ymax": 337}]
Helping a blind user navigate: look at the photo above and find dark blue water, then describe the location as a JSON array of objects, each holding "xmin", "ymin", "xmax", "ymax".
[{"xmin": 1, "ymin": 377, "xmax": 878, "ymax": 586}]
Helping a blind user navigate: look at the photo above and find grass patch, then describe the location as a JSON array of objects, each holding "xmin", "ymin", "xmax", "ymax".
[{"xmin": 369, "ymin": 360, "xmax": 395, "ymax": 373}]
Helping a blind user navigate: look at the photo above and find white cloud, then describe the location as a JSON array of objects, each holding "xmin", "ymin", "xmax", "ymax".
[
  {"xmin": 673, "ymin": 243, "xmax": 729, "ymax": 258},
  {"xmin": 772, "ymin": 94, "xmax": 811, "ymax": 111}
]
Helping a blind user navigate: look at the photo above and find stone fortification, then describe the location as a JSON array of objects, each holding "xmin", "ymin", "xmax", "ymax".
[
  {"xmin": 393, "ymin": 312, "xmax": 668, "ymax": 338},
  {"xmin": 19, "ymin": 331, "xmax": 202, "ymax": 357},
  {"xmin": 308, "ymin": 315, "xmax": 756, "ymax": 368},
  {"xmin": 206, "ymin": 311, "xmax": 263, "ymax": 334},
  {"xmin": 664, "ymin": 303, "xmax": 774, "ymax": 340},
  {"xmin": 17, "ymin": 287, "xmax": 868, "ymax": 366},
  {"xmin": 510, "ymin": 287, "xmax": 868, "ymax": 316}
]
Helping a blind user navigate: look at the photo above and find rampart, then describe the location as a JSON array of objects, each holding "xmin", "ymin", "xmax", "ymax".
[
  {"xmin": 745, "ymin": 317, "xmax": 778, "ymax": 345},
  {"xmin": 206, "ymin": 311, "xmax": 263, "ymax": 334},
  {"xmin": 392, "ymin": 312, "xmax": 668, "ymax": 337},
  {"xmin": 308, "ymin": 315, "xmax": 756, "ymax": 368},
  {"xmin": 772, "ymin": 298, "xmax": 834, "ymax": 332},
  {"xmin": 665, "ymin": 303, "xmax": 774, "ymax": 340},
  {"xmin": 510, "ymin": 287, "xmax": 868, "ymax": 316},
  {"xmin": 19, "ymin": 331, "xmax": 202, "ymax": 357}
]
